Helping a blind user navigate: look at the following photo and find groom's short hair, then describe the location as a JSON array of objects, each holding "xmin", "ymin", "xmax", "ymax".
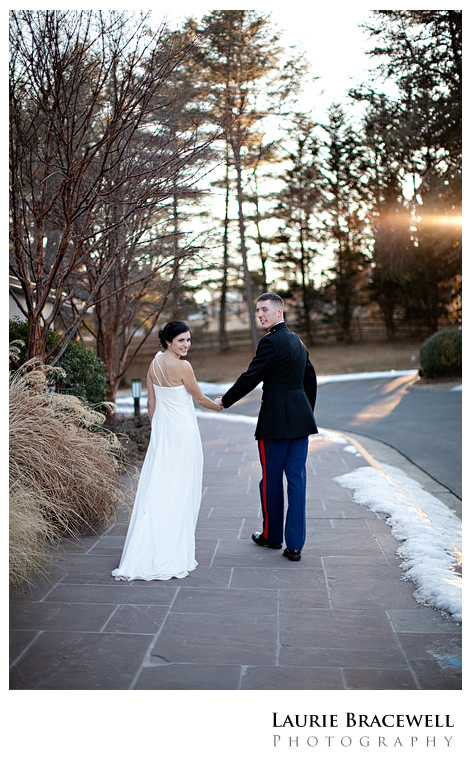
[{"xmin": 256, "ymin": 293, "xmax": 284, "ymax": 308}]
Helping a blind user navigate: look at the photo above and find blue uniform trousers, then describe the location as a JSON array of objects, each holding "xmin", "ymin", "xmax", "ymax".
[{"xmin": 257, "ymin": 437, "xmax": 308, "ymax": 551}]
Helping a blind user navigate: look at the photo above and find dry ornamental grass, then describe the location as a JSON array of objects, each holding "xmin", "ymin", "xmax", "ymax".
[{"xmin": 9, "ymin": 347, "xmax": 129, "ymax": 594}]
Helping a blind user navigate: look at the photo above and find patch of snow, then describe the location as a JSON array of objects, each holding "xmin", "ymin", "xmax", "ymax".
[
  {"xmin": 198, "ymin": 370, "xmax": 420, "ymax": 391},
  {"xmin": 198, "ymin": 381, "xmax": 241, "ymax": 394},
  {"xmin": 317, "ymin": 369, "xmax": 418, "ymax": 384},
  {"xmin": 343, "ymin": 444, "xmax": 361, "ymax": 455},
  {"xmin": 317, "ymin": 428, "xmax": 348, "ymax": 445},
  {"xmin": 197, "ymin": 411, "xmax": 257, "ymax": 424},
  {"xmin": 333, "ymin": 462, "xmax": 462, "ymax": 622}
]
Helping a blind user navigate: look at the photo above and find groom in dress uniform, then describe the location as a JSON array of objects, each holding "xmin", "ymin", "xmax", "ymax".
[{"xmin": 218, "ymin": 293, "xmax": 317, "ymax": 561}]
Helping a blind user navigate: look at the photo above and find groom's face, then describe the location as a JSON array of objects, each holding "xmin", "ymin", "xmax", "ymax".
[{"xmin": 256, "ymin": 300, "xmax": 283, "ymax": 331}]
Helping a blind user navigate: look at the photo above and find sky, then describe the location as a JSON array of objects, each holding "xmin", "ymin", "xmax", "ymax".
[
  {"xmin": 156, "ymin": 5, "xmax": 379, "ymax": 118},
  {"xmin": 6, "ymin": 4, "xmax": 380, "ymax": 117}
]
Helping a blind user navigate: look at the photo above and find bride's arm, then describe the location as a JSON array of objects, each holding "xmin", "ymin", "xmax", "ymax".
[
  {"xmin": 146, "ymin": 369, "xmax": 156, "ymax": 423},
  {"xmin": 180, "ymin": 361, "xmax": 223, "ymax": 411}
]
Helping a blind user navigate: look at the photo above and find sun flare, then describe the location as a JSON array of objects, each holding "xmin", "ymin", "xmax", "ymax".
[{"xmin": 416, "ymin": 216, "xmax": 462, "ymax": 226}]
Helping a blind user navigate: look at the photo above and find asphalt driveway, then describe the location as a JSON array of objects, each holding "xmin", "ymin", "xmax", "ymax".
[{"xmin": 225, "ymin": 375, "xmax": 462, "ymax": 500}]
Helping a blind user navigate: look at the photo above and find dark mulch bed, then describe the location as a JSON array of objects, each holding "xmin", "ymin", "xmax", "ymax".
[{"xmin": 106, "ymin": 415, "xmax": 151, "ymax": 467}]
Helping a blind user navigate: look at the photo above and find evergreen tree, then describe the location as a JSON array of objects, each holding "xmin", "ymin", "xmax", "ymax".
[
  {"xmin": 363, "ymin": 11, "xmax": 461, "ymax": 157},
  {"xmin": 244, "ymin": 135, "xmax": 283, "ymax": 295},
  {"xmin": 368, "ymin": 176, "xmax": 413, "ymax": 340},
  {"xmin": 408, "ymin": 173, "xmax": 462, "ymax": 334},
  {"xmin": 358, "ymin": 96, "xmax": 415, "ymax": 339},
  {"xmin": 273, "ymin": 114, "xmax": 322, "ymax": 341},
  {"xmin": 192, "ymin": 10, "xmax": 305, "ymax": 350},
  {"xmin": 319, "ymin": 104, "xmax": 370, "ymax": 343},
  {"xmin": 353, "ymin": 11, "xmax": 462, "ymax": 335}
]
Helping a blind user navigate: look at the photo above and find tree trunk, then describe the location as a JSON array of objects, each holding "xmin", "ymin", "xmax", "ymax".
[
  {"xmin": 254, "ymin": 194, "xmax": 268, "ymax": 293},
  {"xmin": 218, "ymin": 146, "xmax": 231, "ymax": 352},
  {"xmin": 298, "ymin": 216, "xmax": 312, "ymax": 342},
  {"xmin": 169, "ymin": 188, "xmax": 183, "ymax": 320},
  {"xmin": 232, "ymin": 138, "xmax": 258, "ymax": 352}
]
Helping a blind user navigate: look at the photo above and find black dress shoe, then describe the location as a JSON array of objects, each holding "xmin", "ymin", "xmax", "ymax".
[
  {"xmin": 252, "ymin": 532, "xmax": 282, "ymax": 549},
  {"xmin": 283, "ymin": 548, "xmax": 301, "ymax": 561}
]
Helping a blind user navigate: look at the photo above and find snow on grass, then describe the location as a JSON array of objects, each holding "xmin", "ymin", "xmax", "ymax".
[{"xmin": 331, "ymin": 451, "xmax": 462, "ymax": 622}]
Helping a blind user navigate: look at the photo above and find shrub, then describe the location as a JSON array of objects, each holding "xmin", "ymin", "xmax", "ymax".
[
  {"xmin": 419, "ymin": 328, "xmax": 462, "ymax": 379},
  {"xmin": 9, "ymin": 316, "xmax": 29, "ymax": 352},
  {"xmin": 53, "ymin": 338, "xmax": 109, "ymax": 404},
  {"xmin": 9, "ymin": 352, "xmax": 129, "ymax": 593},
  {"xmin": 9, "ymin": 318, "xmax": 109, "ymax": 405}
]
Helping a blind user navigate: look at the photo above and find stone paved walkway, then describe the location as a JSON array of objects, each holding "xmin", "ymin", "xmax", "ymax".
[{"xmin": 9, "ymin": 416, "xmax": 461, "ymax": 690}]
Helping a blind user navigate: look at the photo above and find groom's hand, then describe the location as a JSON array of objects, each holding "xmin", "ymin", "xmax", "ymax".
[{"xmin": 214, "ymin": 396, "xmax": 223, "ymax": 408}]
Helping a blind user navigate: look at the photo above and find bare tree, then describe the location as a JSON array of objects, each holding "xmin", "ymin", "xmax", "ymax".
[
  {"xmin": 9, "ymin": 10, "xmax": 217, "ymax": 364},
  {"xmin": 75, "ymin": 207, "xmax": 185, "ymax": 404}
]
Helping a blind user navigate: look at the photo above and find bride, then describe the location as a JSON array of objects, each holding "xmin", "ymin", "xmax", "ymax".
[{"xmin": 112, "ymin": 321, "xmax": 223, "ymax": 581}]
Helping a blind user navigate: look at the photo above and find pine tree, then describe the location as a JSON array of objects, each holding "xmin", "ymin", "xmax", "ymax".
[
  {"xmin": 319, "ymin": 104, "xmax": 370, "ymax": 343},
  {"xmin": 273, "ymin": 114, "xmax": 322, "ymax": 341},
  {"xmin": 363, "ymin": 11, "xmax": 461, "ymax": 157},
  {"xmin": 193, "ymin": 10, "xmax": 291, "ymax": 350},
  {"xmin": 352, "ymin": 11, "xmax": 462, "ymax": 335}
]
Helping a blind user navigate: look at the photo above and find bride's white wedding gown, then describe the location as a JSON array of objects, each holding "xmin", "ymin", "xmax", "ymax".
[{"xmin": 112, "ymin": 353, "xmax": 203, "ymax": 581}]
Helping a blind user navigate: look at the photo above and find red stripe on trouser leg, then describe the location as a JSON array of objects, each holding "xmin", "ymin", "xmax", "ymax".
[{"xmin": 259, "ymin": 439, "xmax": 268, "ymax": 538}]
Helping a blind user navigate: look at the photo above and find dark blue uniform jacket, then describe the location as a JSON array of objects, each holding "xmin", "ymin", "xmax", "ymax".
[{"xmin": 221, "ymin": 322, "xmax": 318, "ymax": 440}]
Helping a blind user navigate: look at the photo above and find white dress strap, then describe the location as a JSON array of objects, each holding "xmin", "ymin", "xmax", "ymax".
[
  {"xmin": 155, "ymin": 353, "xmax": 175, "ymax": 388},
  {"xmin": 152, "ymin": 356, "xmax": 162, "ymax": 387}
]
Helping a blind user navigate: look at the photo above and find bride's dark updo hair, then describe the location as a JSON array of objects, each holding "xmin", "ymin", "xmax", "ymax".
[{"xmin": 158, "ymin": 321, "xmax": 190, "ymax": 350}]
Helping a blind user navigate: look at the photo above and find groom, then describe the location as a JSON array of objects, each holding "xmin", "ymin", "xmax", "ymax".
[{"xmin": 217, "ymin": 293, "xmax": 317, "ymax": 561}]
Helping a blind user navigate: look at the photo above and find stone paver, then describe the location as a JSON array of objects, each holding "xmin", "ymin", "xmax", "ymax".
[{"xmin": 9, "ymin": 416, "xmax": 462, "ymax": 690}]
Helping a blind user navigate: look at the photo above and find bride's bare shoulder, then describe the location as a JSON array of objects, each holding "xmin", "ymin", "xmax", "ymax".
[
  {"xmin": 179, "ymin": 359, "xmax": 196, "ymax": 376},
  {"xmin": 180, "ymin": 358, "xmax": 193, "ymax": 371}
]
